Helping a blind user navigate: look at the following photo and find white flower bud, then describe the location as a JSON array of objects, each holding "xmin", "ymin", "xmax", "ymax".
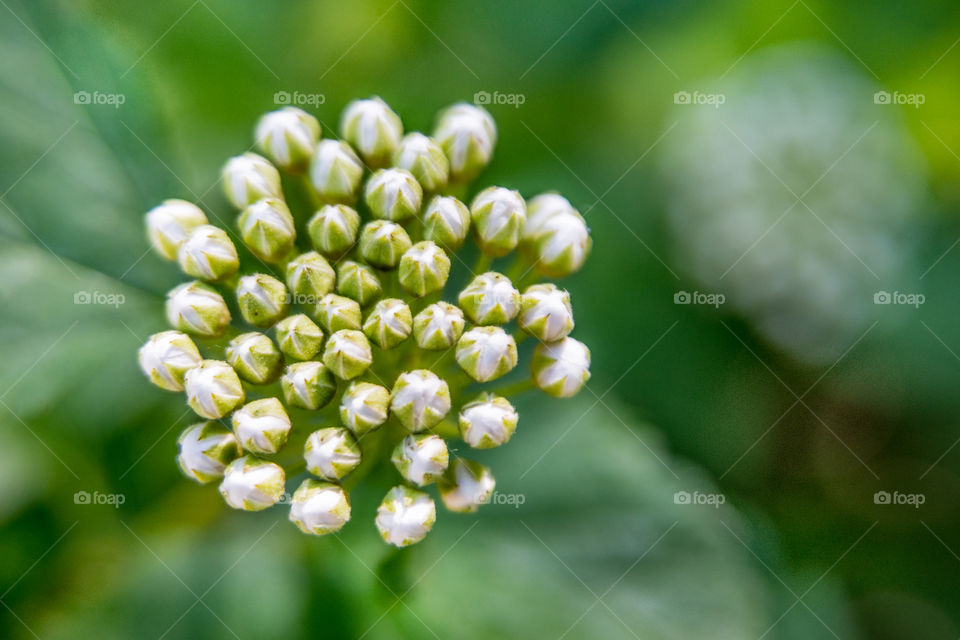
[
  {"xmin": 309, "ymin": 140, "xmax": 364, "ymax": 203},
  {"xmin": 177, "ymin": 421, "xmax": 241, "ymax": 484},
  {"xmin": 219, "ymin": 455, "xmax": 285, "ymax": 511},
  {"xmin": 391, "ymin": 434, "xmax": 448, "ymax": 486},
  {"xmin": 456, "ymin": 326, "xmax": 518, "ymax": 382},
  {"xmin": 226, "ymin": 332, "xmax": 283, "ymax": 385},
  {"xmin": 222, "ymin": 152, "xmax": 282, "ymax": 209},
  {"xmin": 339, "ymin": 381, "xmax": 390, "ymax": 436},
  {"xmin": 359, "ymin": 220, "xmax": 412, "ymax": 269},
  {"xmin": 232, "ymin": 397, "xmax": 291, "ymax": 455},
  {"xmin": 412, "ymin": 302, "xmax": 464, "ymax": 350},
  {"xmin": 236, "ymin": 273, "xmax": 290, "ymax": 328},
  {"xmin": 457, "ymin": 272, "xmax": 520, "ymax": 325},
  {"xmin": 459, "ymin": 393, "xmax": 518, "ymax": 449},
  {"xmin": 531, "ymin": 337, "xmax": 591, "ymax": 398},
  {"xmin": 340, "ymin": 96, "xmax": 403, "ymax": 167},
  {"xmin": 146, "ymin": 199, "xmax": 207, "ymax": 260},
  {"xmin": 304, "ymin": 427, "xmax": 361, "ymax": 480},
  {"xmin": 274, "ymin": 314, "xmax": 324, "ymax": 361},
  {"xmin": 307, "ymin": 204, "xmax": 361, "ymax": 257},
  {"xmin": 363, "ymin": 298, "xmax": 412, "ymax": 350},
  {"xmin": 518, "ymin": 283, "xmax": 574, "ymax": 342},
  {"xmin": 375, "ymin": 486, "xmax": 436, "ymax": 547},
  {"xmin": 322, "ymin": 330, "xmax": 373, "ymax": 380},
  {"xmin": 393, "ymin": 133, "xmax": 449, "ymax": 192},
  {"xmin": 286, "ymin": 251, "xmax": 336, "ymax": 302},
  {"xmin": 255, "ymin": 107, "xmax": 321, "ymax": 173},
  {"xmin": 336, "ymin": 260, "xmax": 382, "ymax": 307},
  {"xmin": 184, "ymin": 359, "xmax": 246, "ymax": 419},
  {"xmin": 438, "ymin": 459, "xmax": 495, "ymax": 513},
  {"xmin": 138, "ymin": 330, "xmax": 202, "ymax": 391},
  {"xmin": 531, "ymin": 211, "xmax": 591, "ymax": 278},
  {"xmin": 399, "ymin": 241, "xmax": 450, "ymax": 297},
  {"xmin": 314, "ymin": 293, "xmax": 362, "ymax": 333},
  {"xmin": 281, "ymin": 361, "xmax": 337, "ymax": 410},
  {"xmin": 364, "ymin": 168, "xmax": 422, "ymax": 222},
  {"xmin": 433, "ymin": 103, "xmax": 496, "ymax": 182},
  {"xmin": 166, "ymin": 281, "xmax": 231, "ymax": 338},
  {"xmin": 289, "ymin": 479, "xmax": 351, "ymax": 536},
  {"xmin": 422, "ymin": 195, "xmax": 470, "ymax": 250},
  {"xmin": 177, "ymin": 225, "xmax": 239, "ymax": 282},
  {"xmin": 521, "ymin": 193, "xmax": 577, "ymax": 241},
  {"xmin": 470, "ymin": 187, "xmax": 526, "ymax": 256},
  {"xmin": 390, "ymin": 369, "xmax": 451, "ymax": 432},
  {"xmin": 237, "ymin": 198, "xmax": 297, "ymax": 263}
]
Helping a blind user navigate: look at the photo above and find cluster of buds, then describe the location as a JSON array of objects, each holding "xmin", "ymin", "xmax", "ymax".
[{"xmin": 138, "ymin": 97, "xmax": 592, "ymax": 547}]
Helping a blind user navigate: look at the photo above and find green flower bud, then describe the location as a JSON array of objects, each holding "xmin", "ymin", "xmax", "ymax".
[
  {"xmin": 375, "ymin": 486, "xmax": 436, "ymax": 547},
  {"xmin": 470, "ymin": 186, "xmax": 526, "ymax": 256},
  {"xmin": 459, "ymin": 393, "xmax": 518, "ymax": 449},
  {"xmin": 399, "ymin": 241, "xmax": 450, "ymax": 297},
  {"xmin": 166, "ymin": 281, "xmax": 231, "ymax": 338},
  {"xmin": 222, "ymin": 152, "xmax": 282, "ymax": 209},
  {"xmin": 393, "ymin": 132, "xmax": 449, "ymax": 192},
  {"xmin": 307, "ymin": 204, "xmax": 361, "ymax": 257},
  {"xmin": 322, "ymin": 329, "xmax": 373, "ymax": 380},
  {"xmin": 286, "ymin": 251, "xmax": 336, "ymax": 303},
  {"xmin": 518, "ymin": 283, "xmax": 574, "ymax": 342},
  {"xmin": 531, "ymin": 337, "xmax": 591, "ymax": 398},
  {"xmin": 236, "ymin": 274, "xmax": 290, "ymax": 328},
  {"xmin": 309, "ymin": 140, "xmax": 364, "ymax": 203},
  {"xmin": 336, "ymin": 260, "xmax": 382, "ymax": 306},
  {"xmin": 146, "ymin": 199, "xmax": 208, "ymax": 260},
  {"xmin": 177, "ymin": 421, "xmax": 241, "ymax": 484},
  {"xmin": 412, "ymin": 302, "xmax": 464, "ymax": 350},
  {"xmin": 364, "ymin": 168, "xmax": 422, "ymax": 221},
  {"xmin": 138, "ymin": 330, "xmax": 202, "ymax": 391},
  {"xmin": 237, "ymin": 198, "xmax": 296, "ymax": 263},
  {"xmin": 433, "ymin": 103, "xmax": 496, "ymax": 182},
  {"xmin": 521, "ymin": 192, "xmax": 577, "ymax": 241},
  {"xmin": 289, "ymin": 479, "xmax": 351, "ymax": 536},
  {"xmin": 219, "ymin": 455, "xmax": 285, "ymax": 511},
  {"xmin": 422, "ymin": 195, "xmax": 470, "ymax": 250},
  {"xmin": 281, "ymin": 361, "xmax": 337, "ymax": 410},
  {"xmin": 457, "ymin": 272, "xmax": 520, "ymax": 325},
  {"xmin": 339, "ymin": 381, "xmax": 390, "ymax": 436},
  {"xmin": 391, "ymin": 434, "xmax": 448, "ymax": 486},
  {"xmin": 314, "ymin": 293, "xmax": 362, "ymax": 333},
  {"xmin": 255, "ymin": 107, "xmax": 321, "ymax": 173},
  {"xmin": 184, "ymin": 359, "xmax": 245, "ymax": 419},
  {"xmin": 304, "ymin": 427, "xmax": 361, "ymax": 480},
  {"xmin": 274, "ymin": 314, "xmax": 324, "ymax": 361},
  {"xmin": 531, "ymin": 211, "xmax": 591, "ymax": 278},
  {"xmin": 438, "ymin": 459, "xmax": 495, "ymax": 513},
  {"xmin": 232, "ymin": 397, "xmax": 291, "ymax": 455},
  {"xmin": 455, "ymin": 326, "xmax": 518, "ymax": 382},
  {"xmin": 340, "ymin": 96, "xmax": 403, "ymax": 167},
  {"xmin": 358, "ymin": 220, "xmax": 412, "ymax": 269},
  {"xmin": 177, "ymin": 224, "xmax": 239, "ymax": 282},
  {"xmin": 390, "ymin": 369, "xmax": 451, "ymax": 432},
  {"xmin": 226, "ymin": 332, "xmax": 283, "ymax": 385},
  {"xmin": 363, "ymin": 298, "xmax": 412, "ymax": 350}
]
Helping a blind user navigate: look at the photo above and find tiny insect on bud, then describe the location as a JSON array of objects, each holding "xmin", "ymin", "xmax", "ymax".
[
  {"xmin": 304, "ymin": 427, "xmax": 362, "ymax": 480},
  {"xmin": 232, "ymin": 397, "xmax": 291, "ymax": 455},
  {"xmin": 470, "ymin": 186, "xmax": 526, "ymax": 257},
  {"xmin": 146, "ymin": 199, "xmax": 208, "ymax": 260},
  {"xmin": 286, "ymin": 251, "xmax": 336, "ymax": 303},
  {"xmin": 459, "ymin": 393, "xmax": 518, "ymax": 449},
  {"xmin": 274, "ymin": 314, "xmax": 324, "ymax": 361},
  {"xmin": 255, "ymin": 107, "xmax": 321, "ymax": 173},
  {"xmin": 226, "ymin": 332, "xmax": 283, "ymax": 385},
  {"xmin": 309, "ymin": 140, "xmax": 365, "ymax": 203},
  {"xmin": 518, "ymin": 283, "xmax": 574, "ymax": 342},
  {"xmin": 307, "ymin": 204, "xmax": 361, "ymax": 257},
  {"xmin": 289, "ymin": 479, "xmax": 351, "ymax": 536},
  {"xmin": 412, "ymin": 302, "xmax": 465, "ymax": 350},
  {"xmin": 433, "ymin": 103, "xmax": 496, "ymax": 182},
  {"xmin": 219, "ymin": 455, "xmax": 286, "ymax": 511},
  {"xmin": 422, "ymin": 195, "xmax": 470, "ymax": 250},
  {"xmin": 184, "ymin": 359, "xmax": 246, "ymax": 419},
  {"xmin": 393, "ymin": 132, "xmax": 449, "ymax": 192},
  {"xmin": 364, "ymin": 168, "xmax": 422, "ymax": 222},
  {"xmin": 222, "ymin": 152, "xmax": 283, "ymax": 209},
  {"xmin": 336, "ymin": 261, "xmax": 382, "ymax": 307},
  {"xmin": 340, "ymin": 96, "xmax": 404, "ymax": 167},
  {"xmin": 339, "ymin": 381, "xmax": 390, "ymax": 436},
  {"xmin": 531, "ymin": 336, "xmax": 591, "ymax": 398},
  {"xmin": 456, "ymin": 326, "xmax": 518, "ymax": 382},
  {"xmin": 399, "ymin": 241, "xmax": 450, "ymax": 297},
  {"xmin": 391, "ymin": 434, "xmax": 448, "ymax": 486},
  {"xmin": 322, "ymin": 330, "xmax": 373, "ymax": 380},
  {"xmin": 375, "ymin": 486, "xmax": 437, "ymax": 547},
  {"xmin": 314, "ymin": 293, "xmax": 362, "ymax": 333},
  {"xmin": 236, "ymin": 273, "xmax": 290, "ymax": 328},
  {"xmin": 177, "ymin": 421, "xmax": 241, "ymax": 484},
  {"xmin": 138, "ymin": 330, "xmax": 202, "ymax": 391},
  {"xmin": 281, "ymin": 361, "xmax": 337, "ymax": 410},
  {"xmin": 363, "ymin": 298, "xmax": 413, "ymax": 350},
  {"xmin": 359, "ymin": 220, "xmax": 412, "ymax": 269},
  {"xmin": 177, "ymin": 224, "xmax": 239, "ymax": 282},
  {"xmin": 237, "ymin": 198, "xmax": 297, "ymax": 263},
  {"xmin": 166, "ymin": 281, "xmax": 231, "ymax": 338},
  {"xmin": 458, "ymin": 272, "xmax": 520, "ymax": 325},
  {"xmin": 438, "ymin": 459, "xmax": 495, "ymax": 513},
  {"xmin": 390, "ymin": 369, "xmax": 451, "ymax": 432}
]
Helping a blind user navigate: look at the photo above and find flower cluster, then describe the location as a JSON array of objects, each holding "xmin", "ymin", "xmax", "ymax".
[{"xmin": 138, "ymin": 97, "xmax": 592, "ymax": 547}]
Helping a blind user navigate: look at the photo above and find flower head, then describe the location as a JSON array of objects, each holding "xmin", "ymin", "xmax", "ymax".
[
  {"xmin": 376, "ymin": 486, "xmax": 436, "ymax": 547},
  {"xmin": 255, "ymin": 107, "xmax": 320, "ymax": 173},
  {"xmin": 391, "ymin": 434, "xmax": 448, "ymax": 486},
  {"xmin": 222, "ymin": 153, "xmax": 282, "ymax": 208},
  {"xmin": 364, "ymin": 168, "xmax": 422, "ymax": 222},
  {"xmin": 286, "ymin": 251, "xmax": 336, "ymax": 302},
  {"xmin": 308, "ymin": 204, "xmax": 361, "ymax": 257},
  {"xmin": 390, "ymin": 370, "xmax": 451, "ymax": 432},
  {"xmin": 236, "ymin": 274, "xmax": 289, "ymax": 328},
  {"xmin": 146, "ymin": 199, "xmax": 207, "ymax": 260},
  {"xmin": 340, "ymin": 96, "xmax": 404, "ymax": 167},
  {"xmin": 289, "ymin": 479, "xmax": 351, "ymax": 535},
  {"xmin": 281, "ymin": 361, "xmax": 336, "ymax": 410},
  {"xmin": 138, "ymin": 330, "xmax": 202, "ymax": 391},
  {"xmin": 177, "ymin": 225, "xmax": 239, "ymax": 282},
  {"xmin": 456, "ymin": 326, "xmax": 518, "ymax": 382},
  {"xmin": 518, "ymin": 283, "xmax": 574, "ymax": 342},
  {"xmin": 314, "ymin": 293, "xmax": 362, "ymax": 333},
  {"xmin": 459, "ymin": 393, "xmax": 518, "ymax": 449},
  {"xmin": 363, "ymin": 298, "xmax": 412, "ymax": 350},
  {"xmin": 422, "ymin": 195, "xmax": 470, "ymax": 249},
  {"xmin": 393, "ymin": 133, "xmax": 449, "ymax": 192},
  {"xmin": 399, "ymin": 241, "xmax": 450, "ymax": 297},
  {"xmin": 304, "ymin": 427, "xmax": 362, "ymax": 480},
  {"xmin": 184, "ymin": 359, "xmax": 245, "ymax": 419},
  {"xmin": 470, "ymin": 187, "xmax": 526, "ymax": 256},
  {"xmin": 322, "ymin": 329, "xmax": 373, "ymax": 380},
  {"xmin": 310, "ymin": 140, "xmax": 365, "ymax": 203},
  {"xmin": 433, "ymin": 103, "xmax": 496, "ymax": 181},
  {"xmin": 232, "ymin": 397, "xmax": 291, "ymax": 455},
  {"xmin": 177, "ymin": 422, "xmax": 241, "ymax": 483},
  {"xmin": 336, "ymin": 260, "xmax": 382, "ymax": 307},
  {"xmin": 219, "ymin": 456, "xmax": 285, "ymax": 511},
  {"xmin": 237, "ymin": 198, "xmax": 297, "ymax": 263},
  {"xmin": 458, "ymin": 272, "xmax": 520, "ymax": 325},
  {"xmin": 359, "ymin": 220, "xmax": 412, "ymax": 269},
  {"xmin": 274, "ymin": 314, "xmax": 323, "ymax": 361},
  {"xmin": 226, "ymin": 332, "xmax": 283, "ymax": 384},
  {"xmin": 413, "ymin": 302, "xmax": 465, "ymax": 350},
  {"xmin": 531, "ymin": 337, "xmax": 591, "ymax": 398},
  {"xmin": 166, "ymin": 281, "xmax": 231, "ymax": 338},
  {"xmin": 339, "ymin": 381, "xmax": 390, "ymax": 436}
]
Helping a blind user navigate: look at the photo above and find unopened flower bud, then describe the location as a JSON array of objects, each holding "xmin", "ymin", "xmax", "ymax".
[
  {"xmin": 177, "ymin": 225, "xmax": 239, "ymax": 282},
  {"xmin": 222, "ymin": 153, "xmax": 282, "ymax": 209},
  {"xmin": 289, "ymin": 479, "xmax": 351, "ymax": 536},
  {"xmin": 364, "ymin": 168, "xmax": 422, "ymax": 221},
  {"xmin": 336, "ymin": 260, "xmax": 382, "ymax": 306},
  {"xmin": 304, "ymin": 427, "xmax": 361, "ymax": 480},
  {"xmin": 412, "ymin": 302, "xmax": 464, "ymax": 350},
  {"xmin": 390, "ymin": 369, "xmax": 450, "ymax": 432},
  {"xmin": 274, "ymin": 314, "xmax": 324, "ymax": 361},
  {"xmin": 438, "ymin": 459, "xmax": 495, "ymax": 513},
  {"xmin": 433, "ymin": 103, "xmax": 496, "ymax": 182},
  {"xmin": 375, "ymin": 486, "xmax": 436, "ymax": 547},
  {"xmin": 307, "ymin": 204, "xmax": 361, "ymax": 257},
  {"xmin": 166, "ymin": 281, "xmax": 231, "ymax": 338},
  {"xmin": 146, "ymin": 199, "xmax": 208, "ymax": 260},
  {"xmin": 363, "ymin": 298, "xmax": 412, "ymax": 350},
  {"xmin": 237, "ymin": 198, "xmax": 296, "ymax": 263},
  {"xmin": 314, "ymin": 293, "xmax": 362, "ymax": 333},
  {"xmin": 236, "ymin": 274, "xmax": 290, "ymax": 328},
  {"xmin": 531, "ymin": 337, "xmax": 591, "ymax": 398},
  {"xmin": 232, "ymin": 397, "xmax": 291, "ymax": 455},
  {"xmin": 458, "ymin": 272, "xmax": 520, "ymax": 325},
  {"xmin": 391, "ymin": 434, "xmax": 448, "ymax": 486},
  {"xmin": 470, "ymin": 187, "xmax": 526, "ymax": 256},
  {"xmin": 518, "ymin": 283, "xmax": 574, "ymax": 342},
  {"xmin": 322, "ymin": 330, "xmax": 373, "ymax": 380},
  {"xmin": 281, "ymin": 361, "xmax": 336, "ymax": 410},
  {"xmin": 184, "ymin": 359, "xmax": 245, "ymax": 419},
  {"xmin": 138, "ymin": 330, "xmax": 202, "ymax": 391},
  {"xmin": 456, "ymin": 326, "xmax": 518, "ymax": 382},
  {"xmin": 286, "ymin": 251, "xmax": 336, "ymax": 302},
  {"xmin": 177, "ymin": 421, "xmax": 241, "ymax": 484},
  {"xmin": 399, "ymin": 241, "xmax": 450, "ymax": 297},
  {"xmin": 522, "ymin": 192, "xmax": 576, "ymax": 241},
  {"xmin": 531, "ymin": 211, "xmax": 591, "ymax": 278},
  {"xmin": 255, "ymin": 107, "xmax": 320, "ymax": 173},
  {"xmin": 459, "ymin": 394, "xmax": 518, "ymax": 449},
  {"xmin": 422, "ymin": 195, "xmax": 470, "ymax": 249},
  {"xmin": 219, "ymin": 455, "xmax": 285, "ymax": 511},
  {"xmin": 339, "ymin": 381, "xmax": 390, "ymax": 436},
  {"xmin": 309, "ymin": 140, "xmax": 364, "ymax": 203},
  {"xmin": 226, "ymin": 332, "xmax": 283, "ymax": 385},
  {"xmin": 359, "ymin": 220, "xmax": 412, "ymax": 269},
  {"xmin": 393, "ymin": 133, "xmax": 449, "ymax": 192},
  {"xmin": 340, "ymin": 96, "xmax": 403, "ymax": 167}
]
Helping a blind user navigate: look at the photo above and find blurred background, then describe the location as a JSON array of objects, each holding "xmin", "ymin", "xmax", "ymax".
[{"xmin": 2, "ymin": 0, "xmax": 960, "ymax": 638}]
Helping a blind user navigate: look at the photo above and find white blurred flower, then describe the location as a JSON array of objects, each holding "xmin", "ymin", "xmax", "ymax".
[
  {"xmin": 219, "ymin": 455, "xmax": 285, "ymax": 511},
  {"xmin": 138, "ymin": 330, "xmax": 202, "ymax": 391},
  {"xmin": 255, "ymin": 107, "xmax": 320, "ymax": 172},
  {"xmin": 289, "ymin": 479, "xmax": 351, "ymax": 536},
  {"xmin": 222, "ymin": 152, "xmax": 282, "ymax": 208},
  {"xmin": 438, "ymin": 459, "xmax": 495, "ymax": 513},
  {"xmin": 531, "ymin": 337, "xmax": 590, "ymax": 398},
  {"xmin": 146, "ymin": 199, "xmax": 207, "ymax": 260}
]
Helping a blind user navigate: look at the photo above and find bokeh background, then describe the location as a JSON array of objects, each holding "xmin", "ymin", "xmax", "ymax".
[{"xmin": 2, "ymin": 0, "xmax": 960, "ymax": 638}]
